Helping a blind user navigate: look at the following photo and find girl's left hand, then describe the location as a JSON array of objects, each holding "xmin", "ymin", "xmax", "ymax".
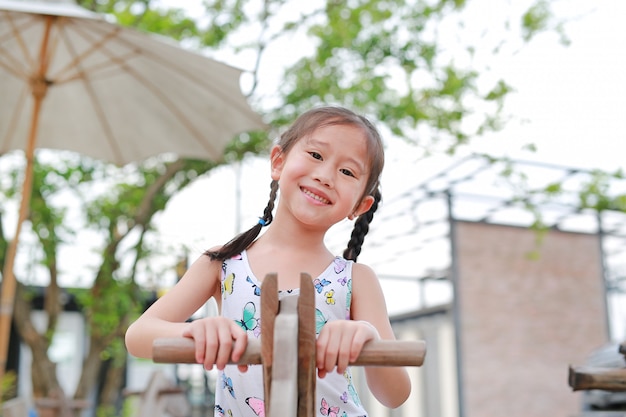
[{"xmin": 315, "ymin": 320, "xmax": 380, "ymax": 378}]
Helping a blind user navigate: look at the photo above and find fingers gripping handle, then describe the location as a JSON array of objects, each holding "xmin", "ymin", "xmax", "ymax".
[
  {"xmin": 152, "ymin": 337, "xmax": 262, "ymax": 364},
  {"xmin": 150, "ymin": 273, "xmax": 427, "ymax": 417},
  {"xmin": 152, "ymin": 337, "xmax": 426, "ymax": 367}
]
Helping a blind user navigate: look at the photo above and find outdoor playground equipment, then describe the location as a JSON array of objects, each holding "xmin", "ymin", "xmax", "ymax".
[{"xmin": 152, "ymin": 273, "xmax": 427, "ymax": 417}]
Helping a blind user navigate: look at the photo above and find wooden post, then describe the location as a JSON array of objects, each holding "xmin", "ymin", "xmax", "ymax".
[
  {"xmin": 297, "ymin": 273, "xmax": 316, "ymax": 417},
  {"xmin": 260, "ymin": 272, "xmax": 278, "ymax": 416}
]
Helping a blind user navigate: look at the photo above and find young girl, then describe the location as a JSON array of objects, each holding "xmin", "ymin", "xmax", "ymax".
[{"xmin": 125, "ymin": 106, "xmax": 411, "ymax": 416}]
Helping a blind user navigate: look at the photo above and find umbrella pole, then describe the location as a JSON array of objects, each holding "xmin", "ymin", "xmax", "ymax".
[
  {"xmin": 0, "ymin": 17, "xmax": 51, "ymax": 394},
  {"xmin": 0, "ymin": 93, "xmax": 42, "ymax": 399}
]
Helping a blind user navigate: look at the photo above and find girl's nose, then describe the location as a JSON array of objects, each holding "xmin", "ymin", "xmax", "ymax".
[{"xmin": 313, "ymin": 167, "xmax": 334, "ymax": 187}]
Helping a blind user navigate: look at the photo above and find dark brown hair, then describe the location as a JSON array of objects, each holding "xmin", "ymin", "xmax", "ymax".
[{"xmin": 206, "ymin": 106, "xmax": 384, "ymax": 262}]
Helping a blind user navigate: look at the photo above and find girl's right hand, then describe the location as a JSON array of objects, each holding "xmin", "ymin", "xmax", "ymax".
[{"xmin": 182, "ymin": 316, "xmax": 248, "ymax": 372}]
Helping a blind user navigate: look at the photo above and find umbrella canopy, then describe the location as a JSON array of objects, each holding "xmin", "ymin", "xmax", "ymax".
[
  {"xmin": 0, "ymin": 0, "xmax": 265, "ymax": 164},
  {"xmin": 0, "ymin": 0, "xmax": 266, "ymax": 390}
]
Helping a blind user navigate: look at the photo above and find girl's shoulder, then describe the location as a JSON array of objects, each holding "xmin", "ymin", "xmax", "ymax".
[
  {"xmin": 188, "ymin": 250, "xmax": 223, "ymax": 275},
  {"xmin": 351, "ymin": 260, "xmax": 376, "ymax": 278},
  {"xmin": 349, "ymin": 260, "xmax": 380, "ymax": 290}
]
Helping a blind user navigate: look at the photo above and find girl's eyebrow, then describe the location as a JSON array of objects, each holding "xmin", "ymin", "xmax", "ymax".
[{"xmin": 307, "ymin": 138, "xmax": 367, "ymax": 173}]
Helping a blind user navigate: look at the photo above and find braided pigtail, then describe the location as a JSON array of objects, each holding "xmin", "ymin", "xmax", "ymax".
[
  {"xmin": 206, "ymin": 180, "xmax": 279, "ymax": 261},
  {"xmin": 343, "ymin": 188, "xmax": 382, "ymax": 262}
]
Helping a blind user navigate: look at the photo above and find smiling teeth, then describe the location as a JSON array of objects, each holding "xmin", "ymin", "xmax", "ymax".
[{"xmin": 303, "ymin": 189, "xmax": 330, "ymax": 204}]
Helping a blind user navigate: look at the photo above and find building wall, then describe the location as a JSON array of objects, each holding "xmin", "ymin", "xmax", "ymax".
[
  {"xmin": 355, "ymin": 306, "xmax": 457, "ymax": 417},
  {"xmin": 454, "ymin": 222, "xmax": 609, "ymax": 417}
]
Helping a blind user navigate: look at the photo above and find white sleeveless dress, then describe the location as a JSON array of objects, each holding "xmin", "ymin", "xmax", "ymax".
[{"xmin": 213, "ymin": 250, "xmax": 368, "ymax": 417}]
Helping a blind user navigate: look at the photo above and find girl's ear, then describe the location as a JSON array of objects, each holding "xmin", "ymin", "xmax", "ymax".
[
  {"xmin": 350, "ymin": 195, "xmax": 375, "ymax": 220},
  {"xmin": 270, "ymin": 145, "xmax": 285, "ymax": 181}
]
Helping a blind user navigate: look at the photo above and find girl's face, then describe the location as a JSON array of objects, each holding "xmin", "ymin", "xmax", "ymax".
[{"xmin": 270, "ymin": 123, "xmax": 375, "ymax": 230}]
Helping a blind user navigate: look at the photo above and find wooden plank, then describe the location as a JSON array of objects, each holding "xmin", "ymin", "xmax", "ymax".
[
  {"xmin": 268, "ymin": 295, "xmax": 299, "ymax": 417},
  {"xmin": 260, "ymin": 273, "xmax": 279, "ymax": 417},
  {"xmin": 568, "ymin": 365, "xmax": 626, "ymax": 391},
  {"xmin": 298, "ymin": 273, "xmax": 316, "ymax": 417}
]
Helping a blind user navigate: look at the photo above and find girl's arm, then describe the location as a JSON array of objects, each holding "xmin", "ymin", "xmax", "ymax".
[
  {"xmin": 350, "ymin": 262, "xmax": 412, "ymax": 408},
  {"xmin": 125, "ymin": 254, "xmax": 248, "ymax": 370}
]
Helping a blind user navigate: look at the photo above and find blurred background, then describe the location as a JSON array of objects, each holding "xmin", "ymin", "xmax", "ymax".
[{"xmin": 1, "ymin": 0, "xmax": 625, "ymax": 416}]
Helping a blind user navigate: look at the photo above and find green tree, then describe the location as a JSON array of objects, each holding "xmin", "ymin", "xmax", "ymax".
[{"xmin": 1, "ymin": 0, "xmax": 567, "ymax": 413}]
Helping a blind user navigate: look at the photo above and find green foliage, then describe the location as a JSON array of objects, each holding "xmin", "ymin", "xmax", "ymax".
[
  {"xmin": 1, "ymin": 371, "xmax": 17, "ymax": 402},
  {"xmin": 224, "ymin": 131, "xmax": 273, "ymax": 162},
  {"xmin": 96, "ymin": 405, "xmax": 118, "ymax": 417},
  {"xmin": 200, "ymin": 0, "xmax": 249, "ymax": 47},
  {"xmin": 521, "ymin": 0, "xmax": 570, "ymax": 45},
  {"xmin": 0, "ymin": 153, "xmax": 224, "ymax": 404},
  {"xmin": 522, "ymin": 0, "xmax": 551, "ymax": 41},
  {"xmin": 73, "ymin": 0, "xmax": 574, "ymax": 163},
  {"xmin": 268, "ymin": 0, "xmax": 485, "ymax": 153},
  {"xmin": 485, "ymin": 80, "xmax": 513, "ymax": 103},
  {"xmin": 578, "ymin": 170, "xmax": 626, "ymax": 212},
  {"xmin": 543, "ymin": 182, "xmax": 562, "ymax": 196},
  {"xmin": 73, "ymin": 0, "xmax": 559, "ymax": 155},
  {"xmin": 120, "ymin": 396, "xmax": 139, "ymax": 417}
]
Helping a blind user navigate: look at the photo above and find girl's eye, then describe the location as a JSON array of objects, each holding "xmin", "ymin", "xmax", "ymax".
[
  {"xmin": 309, "ymin": 152, "xmax": 322, "ymax": 160},
  {"xmin": 340, "ymin": 168, "xmax": 355, "ymax": 177}
]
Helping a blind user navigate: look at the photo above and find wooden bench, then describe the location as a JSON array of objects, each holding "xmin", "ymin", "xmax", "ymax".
[{"xmin": 153, "ymin": 273, "xmax": 427, "ymax": 417}]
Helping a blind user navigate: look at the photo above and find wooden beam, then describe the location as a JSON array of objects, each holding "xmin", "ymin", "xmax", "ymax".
[{"xmin": 568, "ymin": 365, "xmax": 626, "ymax": 391}]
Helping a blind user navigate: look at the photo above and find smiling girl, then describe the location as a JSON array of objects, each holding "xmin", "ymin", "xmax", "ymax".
[{"xmin": 125, "ymin": 106, "xmax": 411, "ymax": 417}]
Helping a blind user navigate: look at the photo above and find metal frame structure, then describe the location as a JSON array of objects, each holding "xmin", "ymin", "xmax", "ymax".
[{"xmin": 361, "ymin": 154, "xmax": 626, "ymax": 416}]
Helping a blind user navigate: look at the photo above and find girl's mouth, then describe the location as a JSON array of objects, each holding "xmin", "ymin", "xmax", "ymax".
[{"xmin": 301, "ymin": 188, "xmax": 330, "ymax": 204}]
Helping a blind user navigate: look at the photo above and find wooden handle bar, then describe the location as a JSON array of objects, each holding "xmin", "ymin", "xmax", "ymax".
[{"xmin": 153, "ymin": 337, "xmax": 426, "ymax": 367}]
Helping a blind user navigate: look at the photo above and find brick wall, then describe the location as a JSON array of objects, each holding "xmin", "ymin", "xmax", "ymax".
[{"xmin": 455, "ymin": 221, "xmax": 608, "ymax": 417}]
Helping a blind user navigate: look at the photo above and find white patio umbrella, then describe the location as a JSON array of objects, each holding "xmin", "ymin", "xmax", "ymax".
[{"xmin": 0, "ymin": 0, "xmax": 265, "ymax": 388}]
